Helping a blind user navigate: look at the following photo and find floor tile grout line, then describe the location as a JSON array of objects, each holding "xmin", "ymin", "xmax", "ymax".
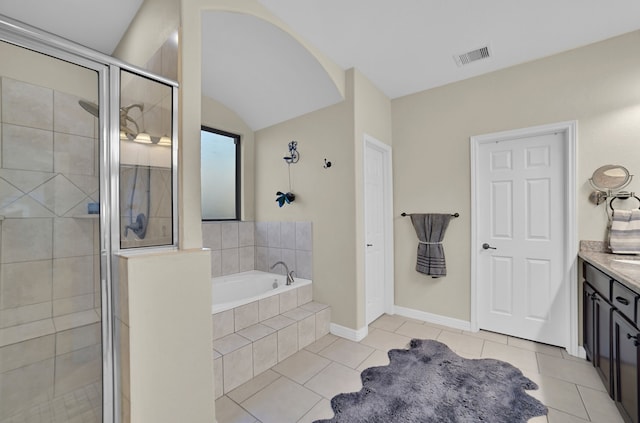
[
  {"xmin": 231, "ymin": 374, "xmax": 284, "ymax": 411},
  {"xmin": 216, "ymin": 316, "xmax": 624, "ymax": 423},
  {"xmin": 573, "ymin": 384, "xmax": 594, "ymax": 422}
]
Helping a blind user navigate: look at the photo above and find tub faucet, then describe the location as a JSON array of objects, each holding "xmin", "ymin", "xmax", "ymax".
[{"xmin": 270, "ymin": 261, "xmax": 295, "ymax": 285}]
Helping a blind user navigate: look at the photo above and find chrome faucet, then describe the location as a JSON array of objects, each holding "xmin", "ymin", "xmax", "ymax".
[{"xmin": 270, "ymin": 261, "xmax": 295, "ymax": 285}]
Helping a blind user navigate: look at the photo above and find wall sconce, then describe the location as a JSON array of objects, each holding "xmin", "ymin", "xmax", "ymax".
[
  {"xmin": 133, "ymin": 132, "xmax": 152, "ymax": 144},
  {"xmin": 276, "ymin": 141, "xmax": 300, "ymax": 207},
  {"xmin": 283, "ymin": 140, "xmax": 300, "ymax": 164},
  {"xmin": 157, "ymin": 136, "xmax": 172, "ymax": 147}
]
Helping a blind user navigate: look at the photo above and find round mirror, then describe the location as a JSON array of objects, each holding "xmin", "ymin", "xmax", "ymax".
[{"xmin": 590, "ymin": 164, "xmax": 632, "ymax": 191}]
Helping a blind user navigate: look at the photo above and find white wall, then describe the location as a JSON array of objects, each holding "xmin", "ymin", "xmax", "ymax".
[
  {"xmin": 120, "ymin": 250, "xmax": 213, "ymax": 423},
  {"xmin": 254, "ymin": 83, "xmax": 356, "ymax": 327},
  {"xmin": 114, "ymin": 1, "xmax": 216, "ymax": 421},
  {"xmin": 392, "ymin": 30, "xmax": 640, "ymax": 322},
  {"xmin": 112, "ymin": 0, "xmax": 180, "ymax": 69},
  {"xmin": 254, "ymin": 68, "xmax": 393, "ymax": 331}
]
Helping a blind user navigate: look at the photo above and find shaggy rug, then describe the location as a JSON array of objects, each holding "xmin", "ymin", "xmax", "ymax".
[{"xmin": 314, "ymin": 339, "xmax": 547, "ymax": 423}]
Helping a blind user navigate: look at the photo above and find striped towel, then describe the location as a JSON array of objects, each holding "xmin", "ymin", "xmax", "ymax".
[
  {"xmin": 609, "ymin": 209, "xmax": 640, "ymax": 254},
  {"xmin": 409, "ymin": 214, "xmax": 452, "ymax": 278}
]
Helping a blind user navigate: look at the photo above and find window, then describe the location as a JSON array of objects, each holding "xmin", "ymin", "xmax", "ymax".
[{"xmin": 201, "ymin": 126, "xmax": 240, "ymax": 220}]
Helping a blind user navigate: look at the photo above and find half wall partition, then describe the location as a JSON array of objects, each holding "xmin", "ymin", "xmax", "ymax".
[{"xmin": 0, "ymin": 15, "xmax": 178, "ymax": 423}]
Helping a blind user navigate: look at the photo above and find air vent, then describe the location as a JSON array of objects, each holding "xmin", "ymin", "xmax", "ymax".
[{"xmin": 454, "ymin": 46, "xmax": 491, "ymax": 67}]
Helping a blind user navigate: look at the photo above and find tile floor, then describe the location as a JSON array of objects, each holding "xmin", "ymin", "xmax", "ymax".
[
  {"xmin": 214, "ymin": 314, "xmax": 625, "ymax": 423},
  {"xmin": 1, "ymin": 382, "xmax": 101, "ymax": 423}
]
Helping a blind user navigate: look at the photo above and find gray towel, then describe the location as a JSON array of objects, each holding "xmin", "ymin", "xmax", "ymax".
[
  {"xmin": 609, "ymin": 209, "xmax": 640, "ymax": 254},
  {"xmin": 410, "ymin": 214, "xmax": 452, "ymax": 277}
]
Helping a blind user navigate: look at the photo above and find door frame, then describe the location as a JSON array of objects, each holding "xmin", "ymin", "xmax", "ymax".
[
  {"xmin": 363, "ymin": 134, "xmax": 395, "ymax": 322},
  {"xmin": 470, "ymin": 121, "xmax": 578, "ymax": 355}
]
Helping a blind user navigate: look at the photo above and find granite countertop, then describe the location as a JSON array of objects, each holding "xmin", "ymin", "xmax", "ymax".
[{"xmin": 579, "ymin": 250, "xmax": 640, "ymax": 292}]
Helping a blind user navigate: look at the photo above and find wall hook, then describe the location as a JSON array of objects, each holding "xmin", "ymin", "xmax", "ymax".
[{"xmin": 323, "ymin": 158, "xmax": 332, "ymax": 169}]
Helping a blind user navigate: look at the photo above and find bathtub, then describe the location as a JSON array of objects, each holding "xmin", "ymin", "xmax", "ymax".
[{"xmin": 211, "ymin": 270, "xmax": 312, "ymax": 314}]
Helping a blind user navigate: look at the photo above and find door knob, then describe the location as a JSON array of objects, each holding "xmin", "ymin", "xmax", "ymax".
[
  {"xmin": 482, "ymin": 243, "xmax": 496, "ymax": 250},
  {"xmin": 366, "ymin": 243, "xmax": 373, "ymax": 247}
]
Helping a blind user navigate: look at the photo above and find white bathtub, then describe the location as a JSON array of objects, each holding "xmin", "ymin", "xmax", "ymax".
[{"xmin": 211, "ymin": 270, "xmax": 312, "ymax": 314}]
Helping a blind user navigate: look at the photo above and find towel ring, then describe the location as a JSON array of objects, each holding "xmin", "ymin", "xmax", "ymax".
[{"xmin": 609, "ymin": 194, "xmax": 640, "ymax": 211}]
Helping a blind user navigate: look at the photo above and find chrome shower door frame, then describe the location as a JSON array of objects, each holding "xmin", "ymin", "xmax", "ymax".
[{"xmin": 0, "ymin": 14, "xmax": 179, "ymax": 423}]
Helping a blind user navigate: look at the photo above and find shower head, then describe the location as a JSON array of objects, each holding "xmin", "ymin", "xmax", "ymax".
[
  {"xmin": 78, "ymin": 100, "xmax": 144, "ymax": 138},
  {"xmin": 78, "ymin": 100, "xmax": 100, "ymax": 118}
]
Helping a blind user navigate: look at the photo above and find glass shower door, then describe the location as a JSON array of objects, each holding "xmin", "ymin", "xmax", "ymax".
[{"xmin": 0, "ymin": 40, "xmax": 103, "ymax": 422}]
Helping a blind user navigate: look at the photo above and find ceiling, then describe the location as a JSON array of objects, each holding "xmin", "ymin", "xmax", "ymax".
[
  {"xmin": 2, "ymin": 1, "xmax": 640, "ymax": 130},
  {"xmin": 0, "ymin": 0, "xmax": 143, "ymax": 55}
]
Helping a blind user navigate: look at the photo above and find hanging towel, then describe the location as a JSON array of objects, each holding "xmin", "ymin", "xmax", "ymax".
[
  {"xmin": 609, "ymin": 209, "xmax": 640, "ymax": 254},
  {"xmin": 410, "ymin": 213, "xmax": 452, "ymax": 277}
]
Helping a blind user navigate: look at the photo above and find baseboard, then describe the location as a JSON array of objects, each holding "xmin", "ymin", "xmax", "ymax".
[
  {"xmin": 330, "ymin": 323, "xmax": 368, "ymax": 342},
  {"xmin": 394, "ymin": 306, "xmax": 472, "ymax": 332},
  {"xmin": 575, "ymin": 346, "xmax": 587, "ymax": 359}
]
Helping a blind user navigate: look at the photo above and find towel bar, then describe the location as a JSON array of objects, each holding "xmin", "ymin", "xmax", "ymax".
[
  {"xmin": 609, "ymin": 194, "xmax": 640, "ymax": 210},
  {"xmin": 401, "ymin": 212, "xmax": 459, "ymax": 218}
]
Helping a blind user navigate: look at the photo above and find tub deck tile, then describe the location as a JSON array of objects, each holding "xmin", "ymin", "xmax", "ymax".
[
  {"xmin": 213, "ymin": 333, "xmax": 251, "ymax": 355},
  {"xmin": 262, "ymin": 315, "xmax": 295, "ymax": 331},
  {"xmin": 237, "ymin": 324, "xmax": 275, "ymax": 342},
  {"xmin": 283, "ymin": 307, "xmax": 313, "ymax": 322},
  {"xmin": 213, "ymin": 299, "xmax": 331, "ymax": 400},
  {"xmin": 299, "ymin": 301, "xmax": 329, "ymax": 313}
]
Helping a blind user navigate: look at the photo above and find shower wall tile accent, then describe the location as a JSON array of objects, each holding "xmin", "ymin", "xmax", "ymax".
[
  {"xmin": 2, "ymin": 78, "xmax": 53, "ymax": 130},
  {"xmin": 203, "ymin": 221, "xmax": 313, "ymax": 279},
  {"xmin": 53, "ymin": 91, "xmax": 95, "ymax": 138},
  {"xmin": 0, "ymin": 76, "xmax": 102, "ymax": 420},
  {"xmin": 2, "ymin": 124, "xmax": 53, "ymax": 172},
  {"xmin": 120, "ymin": 166, "xmax": 173, "ymax": 249}
]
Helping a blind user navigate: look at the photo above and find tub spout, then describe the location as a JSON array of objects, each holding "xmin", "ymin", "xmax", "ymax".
[{"xmin": 270, "ymin": 261, "xmax": 295, "ymax": 285}]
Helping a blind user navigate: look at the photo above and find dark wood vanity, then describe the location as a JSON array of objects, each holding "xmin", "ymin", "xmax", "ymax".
[{"xmin": 582, "ymin": 256, "xmax": 640, "ymax": 423}]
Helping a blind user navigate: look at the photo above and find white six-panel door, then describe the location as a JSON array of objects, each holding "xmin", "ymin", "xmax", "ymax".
[{"xmin": 476, "ymin": 131, "xmax": 568, "ymax": 346}]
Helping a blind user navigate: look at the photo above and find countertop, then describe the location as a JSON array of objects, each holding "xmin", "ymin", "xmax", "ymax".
[{"xmin": 579, "ymin": 251, "xmax": 640, "ymax": 292}]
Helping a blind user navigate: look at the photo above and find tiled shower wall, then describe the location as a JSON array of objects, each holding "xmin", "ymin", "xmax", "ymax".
[
  {"xmin": 120, "ymin": 165, "xmax": 173, "ymax": 249},
  {"xmin": 202, "ymin": 221, "xmax": 313, "ymax": 280},
  {"xmin": 0, "ymin": 77, "xmax": 102, "ymax": 420}
]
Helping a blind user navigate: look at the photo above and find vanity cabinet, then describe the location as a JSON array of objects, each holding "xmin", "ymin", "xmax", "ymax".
[
  {"xmin": 613, "ymin": 310, "xmax": 639, "ymax": 423},
  {"xmin": 583, "ymin": 261, "xmax": 640, "ymax": 423},
  {"xmin": 584, "ymin": 280, "xmax": 613, "ymax": 392}
]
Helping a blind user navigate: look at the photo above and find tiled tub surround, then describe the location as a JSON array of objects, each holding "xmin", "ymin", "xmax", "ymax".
[
  {"xmin": 212, "ymin": 279, "xmax": 330, "ymax": 398},
  {"xmin": 0, "ymin": 77, "xmax": 102, "ymax": 420},
  {"xmin": 202, "ymin": 221, "xmax": 313, "ymax": 280}
]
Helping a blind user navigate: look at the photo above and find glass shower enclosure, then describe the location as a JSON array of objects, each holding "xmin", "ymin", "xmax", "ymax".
[{"xmin": 0, "ymin": 15, "xmax": 177, "ymax": 423}]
